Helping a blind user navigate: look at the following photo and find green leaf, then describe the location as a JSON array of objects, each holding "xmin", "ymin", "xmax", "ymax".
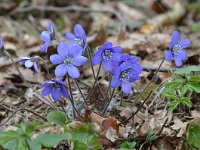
[
  {"xmin": 187, "ymin": 83, "xmax": 200, "ymax": 93},
  {"xmin": 47, "ymin": 111, "xmax": 67, "ymax": 126},
  {"xmin": 187, "ymin": 121, "xmax": 200, "ymax": 148},
  {"xmin": 35, "ymin": 133, "xmax": 70, "ymax": 148},
  {"xmin": 181, "ymin": 97, "xmax": 192, "ymax": 107},
  {"xmin": 163, "ymin": 90, "xmax": 179, "ymax": 101},
  {"xmin": 174, "ymin": 66, "xmax": 200, "ymax": 75},
  {"xmin": 146, "ymin": 130, "xmax": 158, "ymax": 142},
  {"xmin": 120, "ymin": 141, "xmax": 136, "ymax": 149},
  {"xmin": 188, "ymin": 75, "xmax": 200, "ymax": 82},
  {"xmin": 168, "ymin": 101, "xmax": 179, "ymax": 112},
  {"xmin": 162, "ymin": 78, "xmax": 184, "ymax": 89}
]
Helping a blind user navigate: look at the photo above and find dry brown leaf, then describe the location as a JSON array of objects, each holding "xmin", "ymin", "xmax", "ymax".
[
  {"xmin": 105, "ymin": 127, "xmax": 118, "ymax": 142},
  {"xmin": 171, "ymin": 117, "xmax": 188, "ymax": 137}
]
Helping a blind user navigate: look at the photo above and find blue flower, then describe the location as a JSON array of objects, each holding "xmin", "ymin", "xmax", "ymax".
[
  {"xmin": 50, "ymin": 42, "xmax": 88, "ymax": 78},
  {"xmin": 20, "ymin": 57, "xmax": 39, "ymax": 73},
  {"xmin": 165, "ymin": 31, "xmax": 190, "ymax": 66},
  {"xmin": 41, "ymin": 80, "xmax": 69, "ymax": 101},
  {"xmin": 0, "ymin": 33, "xmax": 3, "ymax": 50},
  {"xmin": 92, "ymin": 42, "xmax": 122, "ymax": 71},
  {"xmin": 110, "ymin": 57, "xmax": 142, "ymax": 94},
  {"xmin": 40, "ymin": 22, "xmax": 55, "ymax": 53},
  {"xmin": 65, "ymin": 24, "xmax": 87, "ymax": 52}
]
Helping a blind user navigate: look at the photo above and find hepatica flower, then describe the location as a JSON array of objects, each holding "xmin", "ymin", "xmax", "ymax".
[
  {"xmin": 40, "ymin": 22, "xmax": 55, "ymax": 53},
  {"xmin": 20, "ymin": 57, "xmax": 39, "ymax": 73},
  {"xmin": 165, "ymin": 31, "xmax": 190, "ymax": 66},
  {"xmin": 65, "ymin": 24, "xmax": 87, "ymax": 52},
  {"xmin": 41, "ymin": 80, "xmax": 69, "ymax": 101},
  {"xmin": 92, "ymin": 42, "xmax": 122, "ymax": 71},
  {"xmin": 50, "ymin": 42, "xmax": 88, "ymax": 78},
  {"xmin": 111, "ymin": 55, "xmax": 142, "ymax": 94}
]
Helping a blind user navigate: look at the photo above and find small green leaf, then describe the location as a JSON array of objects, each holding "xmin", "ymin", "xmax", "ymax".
[
  {"xmin": 146, "ymin": 130, "xmax": 158, "ymax": 142},
  {"xmin": 189, "ymin": 75, "xmax": 200, "ymax": 82},
  {"xmin": 181, "ymin": 97, "xmax": 192, "ymax": 107},
  {"xmin": 120, "ymin": 141, "xmax": 136, "ymax": 149},
  {"xmin": 187, "ymin": 83, "xmax": 200, "ymax": 93},
  {"xmin": 168, "ymin": 101, "xmax": 179, "ymax": 112},
  {"xmin": 47, "ymin": 111, "xmax": 67, "ymax": 126},
  {"xmin": 187, "ymin": 120, "xmax": 200, "ymax": 149},
  {"xmin": 35, "ymin": 133, "xmax": 70, "ymax": 148},
  {"xmin": 174, "ymin": 66, "xmax": 200, "ymax": 75}
]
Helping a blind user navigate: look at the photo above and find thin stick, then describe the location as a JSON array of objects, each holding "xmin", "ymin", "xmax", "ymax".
[
  {"xmin": 59, "ymin": 101, "xmax": 66, "ymax": 113},
  {"xmin": 102, "ymin": 89, "xmax": 116, "ymax": 116},
  {"xmin": 0, "ymin": 108, "xmax": 47, "ymax": 126},
  {"xmin": 74, "ymin": 79, "xmax": 88, "ymax": 107},
  {"xmin": 119, "ymin": 91, "xmax": 153, "ymax": 125},
  {"xmin": 67, "ymin": 75, "xmax": 83, "ymax": 120}
]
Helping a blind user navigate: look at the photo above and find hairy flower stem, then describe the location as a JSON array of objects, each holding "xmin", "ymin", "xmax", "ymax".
[
  {"xmin": 38, "ymin": 57, "xmax": 52, "ymax": 80},
  {"xmin": 120, "ymin": 92, "xmax": 124, "ymax": 106},
  {"xmin": 102, "ymin": 89, "xmax": 116, "ymax": 116},
  {"xmin": 74, "ymin": 79, "xmax": 88, "ymax": 107},
  {"xmin": 76, "ymin": 79, "xmax": 90, "ymax": 88},
  {"xmin": 67, "ymin": 75, "xmax": 83, "ymax": 120},
  {"xmin": 6, "ymin": 52, "xmax": 58, "ymax": 110},
  {"xmin": 86, "ymin": 46, "xmax": 104, "ymax": 99},
  {"xmin": 86, "ymin": 61, "xmax": 102, "ymax": 101},
  {"xmin": 102, "ymin": 74, "xmax": 112, "ymax": 108}
]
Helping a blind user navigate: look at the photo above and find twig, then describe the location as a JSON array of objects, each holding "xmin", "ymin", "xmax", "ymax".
[{"xmin": 0, "ymin": 108, "xmax": 47, "ymax": 126}]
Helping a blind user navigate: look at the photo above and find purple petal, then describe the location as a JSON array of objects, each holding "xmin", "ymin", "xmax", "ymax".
[
  {"xmin": 73, "ymin": 56, "xmax": 88, "ymax": 66},
  {"xmin": 111, "ymin": 46, "xmax": 123, "ymax": 53},
  {"xmin": 51, "ymin": 90, "xmax": 62, "ymax": 101},
  {"xmin": 74, "ymin": 24, "xmax": 86, "ymax": 40},
  {"xmin": 119, "ymin": 62, "xmax": 131, "ymax": 71},
  {"xmin": 102, "ymin": 42, "xmax": 112, "ymax": 49},
  {"xmin": 61, "ymin": 86, "xmax": 69, "ymax": 97},
  {"xmin": 170, "ymin": 31, "xmax": 180, "ymax": 49},
  {"xmin": 179, "ymin": 39, "xmax": 190, "ymax": 49},
  {"xmin": 112, "ymin": 53, "xmax": 121, "ymax": 61},
  {"xmin": 92, "ymin": 50, "xmax": 103, "ymax": 65},
  {"xmin": 33, "ymin": 63, "xmax": 38, "ymax": 73},
  {"xmin": 25, "ymin": 60, "xmax": 33, "ymax": 68},
  {"xmin": 174, "ymin": 55, "xmax": 182, "ymax": 66},
  {"xmin": 41, "ymin": 86, "xmax": 52, "ymax": 96},
  {"xmin": 50, "ymin": 54, "xmax": 63, "ymax": 64},
  {"xmin": 103, "ymin": 60, "xmax": 112, "ymax": 71},
  {"xmin": 130, "ymin": 57, "xmax": 139, "ymax": 63},
  {"xmin": 165, "ymin": 50, "xmax": 173, "ymax": 61},
  {"xmin": 120, "ymin": 53, "xmax": 130, "ymax": 61},
  {"xmin": 41, "ymin": 31, "xmax": 51, "ymax": 42},
  {"xmin": 179, "ymin": 50, "xmax": 187, "ymax": 60},
  {"xmin": 0, "ymin": 34, "xmax": 3, "ymax": 49},
  {"xmin": 40, "ymin": 42, "xmax": 50, "ymax": 53},
  {"xmin": 122, "ymin": 82, "xmax": 131, "ymax": 94},
  {"xmin": 57, "ymin": 42, "xmax": 69, "ymax": 58},
  {"xmin": 48, "ymin": 22, "xmax": 54, "ymax": 33},
  {"xmin": 67, "ymin": 66, "xmax": 80, "ymax": 78},
  {"xmin": 65, "ymin": 33, "xmax": 76, "ymax": 41},
  {"xmin": 68, "ymin": 43, "xmax": 82, "ymax": 57},
  {"xmin": 20, "ymin": 57, "xmax": 30, "ymax": 62},
  {"xmin": 55, "ymin": 64, "xmax": 67, "ymax": 78},
  {"xmin": 110, "ymin": 76, "xmax": 120, "ymax": 88}
]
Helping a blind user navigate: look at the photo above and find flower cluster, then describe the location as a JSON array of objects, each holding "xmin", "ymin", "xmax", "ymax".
[
  {"xmin": 165, "ymin": 31, "xmax": 190, "ymax": 66},
  {"xmin": 92, "ymin": 43, "xmax": 142, "ymax": 94}
]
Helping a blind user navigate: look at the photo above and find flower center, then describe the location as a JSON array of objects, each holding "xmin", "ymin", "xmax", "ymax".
[
  {"xmin": 120, "ymin": 71, "xmax": 130, "ymax": 83},
  {"xmin": 74, "ymin": 38, "xmax": 84, "ymax": 47},
  {"xmin": 172, "ymin": 44, "xmax": 181, "ymax": 53},
  {"xmin": 102, "ymin": 50, "xmax": 112, "ymax": 61},
  {"xmin": 51, "ymin": 83, "xmax": 61, "ymax": 91},
  {"xmin": 64, "ymin": 57, "xmax": 73, "ymax": 65}
]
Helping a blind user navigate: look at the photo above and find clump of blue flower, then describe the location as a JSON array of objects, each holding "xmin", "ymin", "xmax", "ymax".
[
  {"xmin": 165, "ymin": 31, "xmax": 190, "ymax": 66},
  {"xmin": 65, "ymin": 24, "xmax": 87, "ymax": 52},
  {"xmin": 41, "ymin": 80, "xmax": 69, "ymax": 101},
  {"xmin": 40, "ymin": 22, "xmax": 55, "ymax": 53},
  {"xmin": 92, "ymin": 42, "xmax": 122, "ymax": 71},
  {"xmin": 50, "ymin": 42, "xmax": 88, "ymax": 78},
  {"xmin": 111, "ymin": 54, "xmax": 143, "ymax": 94}
]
